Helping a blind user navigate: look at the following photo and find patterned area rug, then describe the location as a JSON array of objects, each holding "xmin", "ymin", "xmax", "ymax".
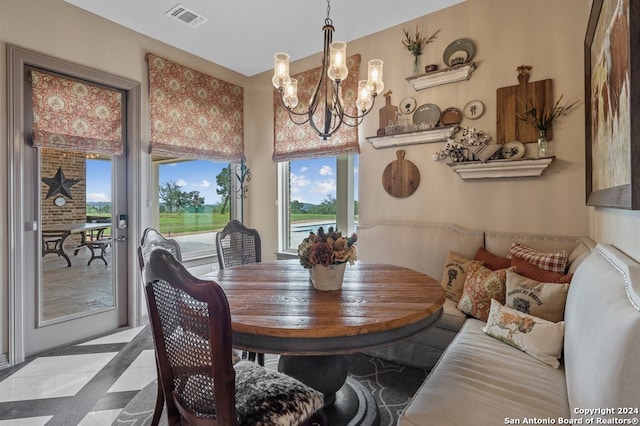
[{"xmin": 114, "ymin": 353, "xmax": 429, "ymax": 426}]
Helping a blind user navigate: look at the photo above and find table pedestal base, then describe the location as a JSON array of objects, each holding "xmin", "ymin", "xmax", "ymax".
[{"xmin": 278, "ymin": 355, "xmax": 380, "ymax": 426}]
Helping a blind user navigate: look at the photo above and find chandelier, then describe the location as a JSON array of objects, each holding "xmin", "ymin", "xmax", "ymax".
[{"xmin": 272, "ymin": 0, "xmax": 384, "ymax": 140}]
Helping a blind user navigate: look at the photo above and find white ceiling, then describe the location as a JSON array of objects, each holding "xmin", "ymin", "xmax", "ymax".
[{"xmin": 64, "ymin": 0, "xmax": 464, "ymax": 77}]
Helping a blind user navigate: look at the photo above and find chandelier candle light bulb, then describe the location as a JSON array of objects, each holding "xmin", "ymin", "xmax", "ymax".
[
  {"xmin": 272, "ymin": 0, "xmax": 384, "ymax": 140},
  {"xmin": 328, "ymin": 41, "xmax": 348, "ymax": 81}
]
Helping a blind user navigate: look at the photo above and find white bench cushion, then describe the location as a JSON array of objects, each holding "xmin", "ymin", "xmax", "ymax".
[{"xmin": 399, "ymin": 318, "xmax": 569, "ymax": 426}]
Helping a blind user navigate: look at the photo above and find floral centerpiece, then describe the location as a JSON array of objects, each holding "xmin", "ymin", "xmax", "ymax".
[
  {"xmin": 402, "ymin": 25, "xmax": 440, "ymax": 75},
  {"xmin": 298, "ymin": 226, "xmax": 357, "ymax": 291}
]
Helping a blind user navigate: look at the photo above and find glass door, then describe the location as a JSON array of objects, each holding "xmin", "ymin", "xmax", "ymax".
[{"xmin": 21, "ymin": 70, "xmax": 128, "ymax": 357}]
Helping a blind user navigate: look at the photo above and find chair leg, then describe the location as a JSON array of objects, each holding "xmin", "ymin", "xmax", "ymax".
[{"xmin": 151, "ymin": 360, "xmax": 164, "ymax": 426}]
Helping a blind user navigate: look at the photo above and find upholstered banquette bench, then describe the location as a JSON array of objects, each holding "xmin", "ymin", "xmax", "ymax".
[{"xmin": 357, "ymin": 222, "xmax": 640, "ymax": 425}]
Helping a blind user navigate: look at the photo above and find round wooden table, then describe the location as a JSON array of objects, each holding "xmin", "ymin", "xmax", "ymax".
[{"xmin": 201, "ymin": 260, "xmax": 444, "ymax": 425}]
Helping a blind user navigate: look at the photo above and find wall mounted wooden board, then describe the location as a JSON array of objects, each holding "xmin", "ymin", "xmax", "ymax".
[
  {"xmin": 496, "ymin": 78, "xmax": 552, "ymax": 144},
  {"xmin": 382, "ymin": 150, "xmax": 420, "ymax": 198}
]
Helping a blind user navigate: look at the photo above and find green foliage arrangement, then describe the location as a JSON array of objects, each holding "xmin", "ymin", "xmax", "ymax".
[
  {"xmin": 517, "ymin": 94, "xmax": 580, "ymax": 131},
  {"xmin": 402, "ymin": 25, "xmax": 440, "ymax": 57}
]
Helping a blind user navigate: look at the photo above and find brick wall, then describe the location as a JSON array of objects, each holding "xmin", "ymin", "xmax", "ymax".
[{"xmin": 41, "ymin": 148, "xmax": 87, "ymax": 246}]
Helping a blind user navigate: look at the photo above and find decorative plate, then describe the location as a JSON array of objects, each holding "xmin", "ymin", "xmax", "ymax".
[
  {"xmin": 463, "ymin": 100, "xmax": 484, "ymax": 120},
  {"xmin": 443, "ymin": 38, "xmax": 475, "ymax": 67},
  {"xmin": 399, "ymin": 97, "xmax": 417, "ymax": 114},
  {"xmin": 440, "ymin": 107, "xmax": 463, "ymax": 126},
  {"xmin": 413, "ymin": 103, "xmax": 441, "ymax": 127},
  {"xmin": 502, "ymin": 141, "xmax": 526, "ymax": 160}
]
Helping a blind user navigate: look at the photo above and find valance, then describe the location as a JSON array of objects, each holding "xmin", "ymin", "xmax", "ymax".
[
  {"xmin": 272, "ymin": 54, "xmax": 361, "ymax": 162},
  {"xmin": 146, "ymin": 53, "xmax": 244, "ymax": 162},
  {"xmin": 31, "ymin": 70, "xmax": 123, "ymax": 155}
]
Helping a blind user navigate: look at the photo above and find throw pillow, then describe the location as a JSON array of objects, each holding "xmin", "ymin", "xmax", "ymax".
[
  {"xmin": 440, "ymin": 251, "xmax": 476, "ymax": 302},
  {"xmin": 507, "ymin": 242, "xmax": 568, "ymax": 273},
  {"xmin": 505, "ymin": 270, "xmax": 569, "ymax": 322},
  {"xmin": 475, "ymin": 247, "xmax": 511, "ymax": 270},
  {"xmin": 511, "ymin": 256, "xmax": 573, "ymax": 283},
  {"xmin": 482, "ymin": 299, "xmax": 565, "ymax": 368},
  {"xmin": 457, "ymin": 262, "xmax": 511, "ymax": 321}
]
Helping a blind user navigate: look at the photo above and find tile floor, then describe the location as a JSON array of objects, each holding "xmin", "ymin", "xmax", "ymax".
[{"xmin": 0, "ymin": 326, "xmax": 154, "ymax": 425}]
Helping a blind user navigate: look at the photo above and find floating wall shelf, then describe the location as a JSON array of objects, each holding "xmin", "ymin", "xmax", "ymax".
[
  {"xmin": 406, "ymin": 62, "xmax": 477, "ymax": 91},
  {"xmin": 366, "ymin": 126, "xmax": 459, "ymax": 149},
  {"xmin": 448, "ymin": 157, "xmax": 554, "ymax": 180}
]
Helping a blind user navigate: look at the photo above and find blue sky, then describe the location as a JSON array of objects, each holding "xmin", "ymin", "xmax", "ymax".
[{"xmin": 86, "ymin": 157, "xmax": 359, "ymax": 205}]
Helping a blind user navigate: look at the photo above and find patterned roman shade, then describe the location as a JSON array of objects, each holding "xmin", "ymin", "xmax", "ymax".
[
  {"xmin": 272, "ymin": 54, "xmax": 361, "ymax": 162},
  {"xmin": 31, "ymin": 70, "xmax": 123, "ymax": 155},
  {"xmin": 146, "ymin": 53, "xmax": 244, "ymax": 162}
]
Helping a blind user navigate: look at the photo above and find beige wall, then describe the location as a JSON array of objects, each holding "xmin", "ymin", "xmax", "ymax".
[
  {"xmin": 1, "ymin": 0, "xmax": 639, "ymax": 362},
  {"xmin": 0, "ymin": 0, "xmax": 249, "ymax": 359},
  {"xmin": 246, "ymin": 0, "xmax": 640, "ymax": 265}
]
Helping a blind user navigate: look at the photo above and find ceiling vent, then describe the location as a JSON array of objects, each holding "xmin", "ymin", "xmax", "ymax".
[{"xmin": 166, "ymin": 4, "xmax": 207, "ymax": 28}]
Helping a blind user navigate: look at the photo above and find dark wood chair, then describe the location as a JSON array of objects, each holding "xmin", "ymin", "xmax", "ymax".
[
  {"xmin": 143, "ymin": 248, "xmax": 326, "ymax": 426},
  {"xmin": 215, "ymin": 220, "xmax": 263, "ymax": 365},
  {"xmin": 137, "ymin": 227, "xmax": 182, "ymax": 426},
  {"xmin": 216, "ymin": 219, "xmax": 261, "ymax": 269},
  {"xmin": 138, "ymin": 227, "xmax": 183, "ymax": 269}
]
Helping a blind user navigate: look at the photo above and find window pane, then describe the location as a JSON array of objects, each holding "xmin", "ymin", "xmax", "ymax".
[
  {"xmin": 286, "ymin": 155, "xmax": 358, "ymax": 251},
  {"xmin": 155, "ymin": 157, "xmax": 231, "ymax": 259}
]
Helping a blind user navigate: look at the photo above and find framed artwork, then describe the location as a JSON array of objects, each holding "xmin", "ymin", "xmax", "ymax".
[{"xmin": 584, "ymin": 0, "xmax": 639, "ymax": 209}]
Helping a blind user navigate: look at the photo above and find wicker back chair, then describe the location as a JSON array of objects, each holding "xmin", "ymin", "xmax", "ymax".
[
  {"xmin": 137, "ymin": 227, "xmax": 182, "ymax": 425},
  {"xmin": 215, "ymin": 220, "xmax": 264, "ymax": 364},
  {"xmin": 215, "ymin": 220, "xmax": 261, "ymax": 269},
  {"xmin": 143, "ymin": 249, "xmax": 326, "ymax": 426},
  {"xmin": 138, "ymin": 227, "xmax": 182, "ymax": 271}
]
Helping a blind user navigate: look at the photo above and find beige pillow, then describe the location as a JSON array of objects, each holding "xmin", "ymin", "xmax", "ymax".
[
  {"xmin": 457, "ymin": 262, "xmax": 511, "ymax": 321},
  {"xmin": 506, "ymin": 270, "xmax": 569, "ymax": 322},
  {"xmin": 440, "ymin": 252, "xmax": 476, "ymax": 302},
  {"xmin": 482, "ymin": 299, "xmax": 565, "ymax": 368}
]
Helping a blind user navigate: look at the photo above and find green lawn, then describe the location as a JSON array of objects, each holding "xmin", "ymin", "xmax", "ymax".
[{"xmin": 86, "ymin": 212, "xmax": 342, "ymax": 235}]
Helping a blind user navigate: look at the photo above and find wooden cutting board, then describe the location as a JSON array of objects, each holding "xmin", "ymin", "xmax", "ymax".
[
  {"xmin": 378, "ymin": 90, "xmax": 398, "ymax": 134},
  {"xmin": 382, "ymin": 150, "xmax": 420, "ymax": 198},
  {"xmin": 496, "ymin": 76, "xmax": 552, "ymax": 144}
]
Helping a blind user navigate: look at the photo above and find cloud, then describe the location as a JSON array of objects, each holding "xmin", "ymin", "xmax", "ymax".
[
  {"xmin": 319, "ymin": 165, "xmax": 333, "ymax": 176},
  {"xmin": 86, "ymin": 192, "xmax": 110, "ymax": 202},
  {"xmin": 311, "ymin": 179, "xmax": 336, "ymax": 194},
  {"xmin": 199, "ymin": 180, "xmax": 210, "ymax": 188},
  {"xmin": 299, "ymin": 166, "xmax": 309, "ymax": 173},
  {"xmin": 176, "ymin": 179, "xmax": 187, "ymax": 187}
]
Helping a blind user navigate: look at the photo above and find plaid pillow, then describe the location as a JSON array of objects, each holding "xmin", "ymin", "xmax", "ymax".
[{"xmin": 507, "ymin": 242, "xmax": 568, "ymax": 273}]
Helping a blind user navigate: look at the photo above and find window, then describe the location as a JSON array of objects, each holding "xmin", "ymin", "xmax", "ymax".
[
  {"xmin": 152, "ymin": 156, "xmax": 239, "ymax": 260},
  {"xmin": 279, "ymin": 155, "xmax": 358, "ymax": 253}
]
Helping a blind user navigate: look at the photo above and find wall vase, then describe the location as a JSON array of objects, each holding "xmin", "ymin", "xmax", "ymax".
[
  {"xmin": 412, "ymin": 54, "xmax": 422, "ymax": 76},
  {"xmin": 309, "ymin": 263, "xmax": 346, "ymax": 291},
  {"xmin": 538, "ymin": 130, "xmax": 548, "ymax": 157}
]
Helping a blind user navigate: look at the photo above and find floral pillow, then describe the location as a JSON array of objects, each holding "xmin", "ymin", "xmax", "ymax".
[
  {"xmin": 482, "ymin": 299, "xmax": 565, "ymax": 368},
  {"xmin": 507, "ymin": 242, "xmax": 568, "ymax": 273},
  {"xmin": 457, "ymin": 262, "xmax": 511, "ymax": 321},
  {"xmin": 505, "ymin": 270, "xmax": 569, "ymax": 322},
  {"xmin": 440, "ymin": 252, "xmax": 478, "ymax": 302}
]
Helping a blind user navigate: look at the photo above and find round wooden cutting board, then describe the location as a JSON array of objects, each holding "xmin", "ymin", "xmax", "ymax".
[{"xmin": 382, "ymin": 150, "xmax": 420, "ymax": 198}]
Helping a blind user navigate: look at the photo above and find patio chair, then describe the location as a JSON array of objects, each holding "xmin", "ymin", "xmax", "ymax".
[
  {"xmin": 143, "ymin": 248, "xmax": 326, "ymax": 426},
  {"xmin": 215, "ymin": 220, "xmax": 263, "ymax": 365}
]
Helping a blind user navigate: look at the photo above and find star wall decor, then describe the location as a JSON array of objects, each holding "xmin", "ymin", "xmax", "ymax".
[{"xmin": 42, "ymin": 167, "xmax": 81, "ymax": 199}]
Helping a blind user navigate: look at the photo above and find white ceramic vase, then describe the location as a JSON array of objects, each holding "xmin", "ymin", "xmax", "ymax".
[{"xmin": 309, "ymin": 263, "xmax": 346, "ymax": 291}]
